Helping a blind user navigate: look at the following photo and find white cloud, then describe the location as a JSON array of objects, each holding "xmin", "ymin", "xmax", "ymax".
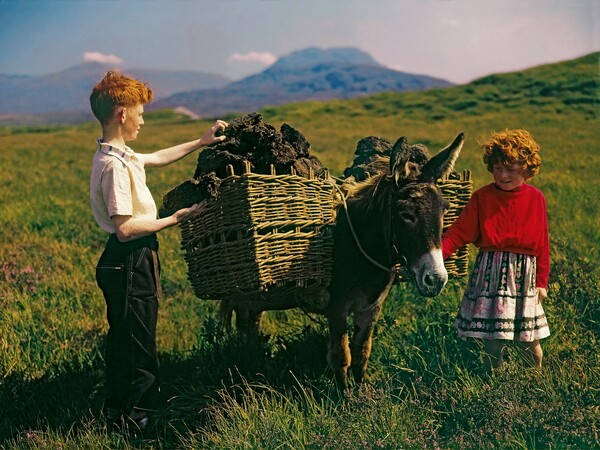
[
  {"xmin": 83, "ymin": 51, "xmax": 124, "ymax": 65},
  {"xmin": 388, "ymin": 64, "xmax": 406, "ymax": 72},
  {"xmin": 228, "ymin": 51, "xmax": 277, "ymax": 66},
  {"xmin": 442, "ymin": 18, "xmax": 460, "ymax": 27}
]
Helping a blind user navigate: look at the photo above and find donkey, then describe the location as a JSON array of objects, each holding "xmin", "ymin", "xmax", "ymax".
[
  {"xmin": 326, "ymin": 132, "xmax": 464, "ymax": 389},
  {"xmin": 224, "ymin": 132, "xmax": 464, "ymax": 390}
]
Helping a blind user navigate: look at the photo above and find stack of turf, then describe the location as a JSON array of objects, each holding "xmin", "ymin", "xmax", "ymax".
[
  {"xmin": 343, "ymin": 136, "xmax": 431, "ymax": 181},
  {"xmin": 160, "ymin": 113, "xmax": 326, "ymax": 217}
]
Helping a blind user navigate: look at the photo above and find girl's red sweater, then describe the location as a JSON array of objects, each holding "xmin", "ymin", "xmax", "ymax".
[{"xmin": 442, "ymin": 182, "xmax": 550, "ymax": 288}]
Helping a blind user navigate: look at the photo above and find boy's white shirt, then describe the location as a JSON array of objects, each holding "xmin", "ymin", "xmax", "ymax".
[{"xmin": 90, "ymin": 139, "xmax": 157, "ymax": 234}]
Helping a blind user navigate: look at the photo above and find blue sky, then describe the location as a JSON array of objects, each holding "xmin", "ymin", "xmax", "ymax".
[{"xmin": 1, "ymin": 0, "xmax": 598, "ymax": 84}]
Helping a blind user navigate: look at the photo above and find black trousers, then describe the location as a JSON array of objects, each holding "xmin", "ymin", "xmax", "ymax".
[{"xmin": 95, "ymin": 234, "xmax": 162, "ymax": 418}]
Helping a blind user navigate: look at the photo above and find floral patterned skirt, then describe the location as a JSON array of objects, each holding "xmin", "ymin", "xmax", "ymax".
[{"xmin": 455, "ymin": 251, "xmax": 550, "ymax": 342}]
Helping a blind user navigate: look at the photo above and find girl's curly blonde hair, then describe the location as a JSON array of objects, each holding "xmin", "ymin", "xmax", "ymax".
[
  {"xmin": 482, "ymin": 129, "xmax": 541, "ymax": 178},
  {"xmin": 90, "ymin": 70, "xmax": 153, "ymax": 125}
]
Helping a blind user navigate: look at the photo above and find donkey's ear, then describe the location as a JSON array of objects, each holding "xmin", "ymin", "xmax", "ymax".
[
  {"xmin": 389, "ymin": 136, "xmax": 411, "ymax": 185},
  {"xmin": 419, "ymin": 132, "xmax": 465, "ymax": 182}
]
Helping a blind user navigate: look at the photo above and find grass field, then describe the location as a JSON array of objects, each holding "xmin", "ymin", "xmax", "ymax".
[{"xmin": 0, "ymin": 52, "xmax": 598, "ymax": 449}]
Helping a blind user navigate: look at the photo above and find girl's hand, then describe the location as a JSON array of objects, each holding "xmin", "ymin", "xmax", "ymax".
[
  {"xmin": 537, "ymin": 287, "xmax": 548, "ymax": 303},
  {"xmin": 199, "ymin": 120, "xmax": 228, "ymax": 146}
]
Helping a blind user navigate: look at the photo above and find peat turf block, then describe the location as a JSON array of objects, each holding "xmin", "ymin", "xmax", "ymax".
[{"xmin": 160, "ymin": 113, "xmax": 327, "ymax": 217}]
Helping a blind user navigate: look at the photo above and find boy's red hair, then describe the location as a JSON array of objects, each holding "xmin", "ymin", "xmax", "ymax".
[
  {"xmin": 482, "ymin": 129, "xmax": 542, "ymax": 178},
  {"xmin": 90, "ymin": 70, "xmax": 153, "ymax": 124}
]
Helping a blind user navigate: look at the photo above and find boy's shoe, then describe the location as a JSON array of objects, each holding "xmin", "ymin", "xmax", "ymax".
[
  {"xmin": 126, "ymin": 414, "xmax": 149, "ymax": 432},
  {"xmin": 106, "ymin": 409, "xmax": 149, "ymax": 434},
  {"xmin": 106, "ymin": 408, "xmax": 122, "ymax": 433},
  {"xmin": 106, "ymin": 407, "xmax": 121, "ymax": 421}
]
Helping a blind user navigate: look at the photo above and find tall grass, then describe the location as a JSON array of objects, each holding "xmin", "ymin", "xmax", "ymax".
[{"xmin": 0, "ymin": 53, "xmax": 598, "ymax": 448}]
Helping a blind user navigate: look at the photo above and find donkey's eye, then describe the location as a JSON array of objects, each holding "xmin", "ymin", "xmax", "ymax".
[{"xmin": 399, "ymin": 212, "xmax": 417, "ymax": 224}]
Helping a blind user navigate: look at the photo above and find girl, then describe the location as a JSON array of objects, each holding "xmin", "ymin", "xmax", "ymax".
[{"xmin": 442, "ymin": 129, "xmax": 550, "ymax": 372}]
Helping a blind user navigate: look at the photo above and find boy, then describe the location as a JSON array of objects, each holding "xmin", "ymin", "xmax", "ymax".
[{"xmin": 89, "ymin": 69, "xmax": 227, "ymax": 431}]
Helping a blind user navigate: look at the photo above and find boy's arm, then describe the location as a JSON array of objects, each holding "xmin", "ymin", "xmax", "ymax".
[
  {"xmin": 112, "ymin": 201, "xmax": 207, "ymax": 242},
  {"xmin": 141, "ymin": 120, "xmax": 227, "ymax": 168}
]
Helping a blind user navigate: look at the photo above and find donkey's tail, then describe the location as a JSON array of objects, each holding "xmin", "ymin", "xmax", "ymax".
[{"xmin": 218, "ymin": 299, "xmax": 234, "ymax": 333}]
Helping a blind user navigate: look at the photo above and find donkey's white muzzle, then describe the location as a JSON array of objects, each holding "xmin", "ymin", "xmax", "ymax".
[{"xmin": 413, "ymin": 249, "xmax": 448, "ymax": 297}]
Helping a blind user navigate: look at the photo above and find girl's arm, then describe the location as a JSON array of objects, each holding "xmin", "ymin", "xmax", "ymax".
[
  {"xmin": 141, "ymin": 120, "xmax": 227, "ymax": 168},
  {"xmin": 442, "ymin": 193, "xmax": 480, "ymax": 259},
  {"xmin": 535, "ymin": 194, "xmax": 550, "ymax": 289}
]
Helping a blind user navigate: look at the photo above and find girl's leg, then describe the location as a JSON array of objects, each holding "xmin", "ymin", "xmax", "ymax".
[
  {"xmin": 518, "ymin": 339, "xmax": 543, "ymax": 368},
  {"xmin": 483, "ymin": 339, "xmax": 506, "ymax": 372}
]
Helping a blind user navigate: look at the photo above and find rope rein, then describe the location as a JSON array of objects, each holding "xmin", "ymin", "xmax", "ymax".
[
  {"xmin": 330, "ymin": 179, "xmax": 398, "ymax": 276},
  {"xmin": 326, "ymin": 176, "xmax": 412, "ymax": 315}
]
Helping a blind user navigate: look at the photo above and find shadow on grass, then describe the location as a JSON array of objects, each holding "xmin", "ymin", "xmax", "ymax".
[
  {"xmin": 0, "ymin": 359, "xmax": 105, "ymax": 444},
  {"xmin": 0, "ymin": 321, "xmax": 331, "ymax": 446}
]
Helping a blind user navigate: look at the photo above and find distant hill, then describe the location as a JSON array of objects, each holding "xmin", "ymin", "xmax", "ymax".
[
  {"xmin": 258, "ymin": 49, "xmax": 599, "ymax": 115},
  {"xmin": 3, "ymin": 49, "xmax": 596, "ymax": 127},
  {"xmin": 464, "ymin": 51, "xmax": 600, "ymax": 112},
  {"xmin": 272, "ymin": 47, "xmax": 383, "ymax": 69},
  {"xmin": 345, "ymin": 50, "xmax": 600, "ymax": 122},
  {"xmin": 151, "ymin": 47, "xmax": 453, "ymax": 117},
  {"xmin": 0, "ymin": 63, "xmax": 231, "ymax": 123}
]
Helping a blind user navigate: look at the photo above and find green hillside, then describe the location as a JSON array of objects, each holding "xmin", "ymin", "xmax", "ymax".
[
  {"xmin": 0, "ymin": 52, "xmax": 598, "ymax": 449},
  {"xmin": 260, "ymin": 51, "xmax": 598, "ymax": 169}
]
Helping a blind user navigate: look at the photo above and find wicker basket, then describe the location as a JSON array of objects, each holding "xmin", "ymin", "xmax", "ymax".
[
  {"xmin": 180, "ymin": 166, "xmax": 472, "ymax": 304},
  {"xmin": 179, "ymin": 164, "xmax": 336, "ymax": 303},
  {"xmin": 439, "ymin": 169, "xmax": 473, "ymax": 278}
]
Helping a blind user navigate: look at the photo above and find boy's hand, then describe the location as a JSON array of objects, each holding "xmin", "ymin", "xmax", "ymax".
[
  {"xmin": 173, "ymin": 200, "xmax": 207, "ymax": 223},
  {"xmin": 536, "ymin": 287, "xmax": 547, "ymax": 303},
  {"xmin": 199, "ymin": 120, "xmax": 228, "ymax": 146}
]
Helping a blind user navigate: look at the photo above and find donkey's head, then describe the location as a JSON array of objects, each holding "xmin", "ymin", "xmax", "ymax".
[{"xmin": 388, "ymin": 133, "xmax": 464, "ymax": 296}]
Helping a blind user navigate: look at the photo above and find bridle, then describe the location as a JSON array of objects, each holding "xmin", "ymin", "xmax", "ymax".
[
  {"xmin": 332, "ymin": 179, "xmax": 410, "ymax": 277},
  {"xmin": 331, "ymin": 178, "xmax": 420, "ymax": 314}
]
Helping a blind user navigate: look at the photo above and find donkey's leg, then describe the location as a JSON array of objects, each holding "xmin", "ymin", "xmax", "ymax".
[
  {"xmin": 350, "ymin": 278, "xmax": 394, "ymax": 384},
  {"xmin": 350, "ymin": 302, "xmax": 383, "ymax": 384},
  {"xmin": 235, "ymin": 307, "xmax": 264, "ymax": 337},
  {"xmin": 327, "ymin": 311, "xmax": 351, "ymax": 390}
]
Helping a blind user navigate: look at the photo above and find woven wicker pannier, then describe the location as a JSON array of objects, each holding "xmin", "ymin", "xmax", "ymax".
[
  {"xmin": 179, "ymin": 164, "xmax": 336, "ymax": 302},
  {"xmin": 439, "ymin": 169, "xmax": 473, "ymax": 278},
  {"xmin": 179, "ymin": 166, "xmax": 472, "ymax": 303}
]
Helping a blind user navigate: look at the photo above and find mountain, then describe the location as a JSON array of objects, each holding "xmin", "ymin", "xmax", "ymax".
[
  {"xmin": 288, "ymin": 51, "xmax": 599, "ymax": 136},
  {"xmin": 151, "ymin": 47, "xmax": 453, "ymax": 117},
  {"xmin": 272, "ymin": 46, "xmax": 383, "ymax": 69},
  {"xmin": 0, "ymin": 63, "xmax": 231, "ymax": 121}
]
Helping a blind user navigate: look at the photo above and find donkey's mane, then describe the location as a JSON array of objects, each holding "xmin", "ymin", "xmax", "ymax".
[
  {"xmin": 344, "ymin": 166, "xmax": 431, "ymax": 217},
  {"xmin": 344, "ymin": 172, "xmax": 394, "ymax": 216}
]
